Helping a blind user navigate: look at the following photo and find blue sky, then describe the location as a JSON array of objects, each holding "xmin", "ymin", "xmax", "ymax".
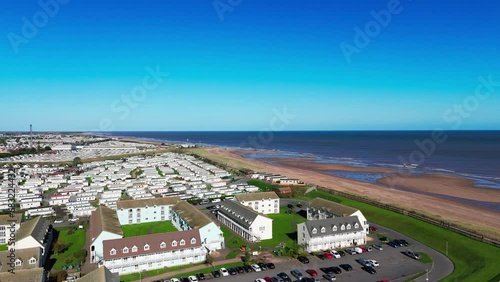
[{"xmin": 1, "ymin": 0, "xmax": 499, "ymax": 131}]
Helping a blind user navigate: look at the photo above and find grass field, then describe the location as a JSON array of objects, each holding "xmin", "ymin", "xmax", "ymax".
[
  {"xmin": 417, "ymin": 252, "xmax": 433, "ymax": 264},
  {"xmin": 247, "ymin": 179, "xmax": 279, "ymax": 192},
  {"xmin": 52, "ymin": 226, "xmax": 86, "ymax": 270},
  {"xmin": 122, "ymin": 221, "xmax": 178, "ymax": 237},
  {"xmin": 0, "ymin": 244, "xmax": 8, "ymax": 251},
  {"xmin": 260, "ymin": 207, "xmax": 308, "ymax": 247},
  {"xmin": 303, "ymin": 190, "xmax": 500, "ymax": 282},
  {"xmin": 119, "ymin": 262, "xmax": 206, "ymax": 282}
]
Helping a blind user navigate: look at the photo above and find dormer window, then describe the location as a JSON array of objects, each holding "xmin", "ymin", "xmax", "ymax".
[
  {"xmin": 160, "ymin": 242, "xmax": 166, "ymax": 248},
  {"xmin": 354, "ymin": 223, "xmax": 359, "ymax": 228},
  {"xmin": 29, "ymin": 257, "xmax": 37, "ymax": 265},
  {"xmin": 15, "ymin": 259, "xmax": 22, "ymax": 266},
  {"xmin": 180, "ymin": 239, "xmax": 185, "ymax": 246},
  {"xmin": 312, "ymin": 228, "xmax": 317, "ymax": 234},
  {"xmin": 110, "ymin": 249, "xmax": 116, "ymax": 255},
  {"xmin": 332, "ymin": 225, "xmax": 337, "ymax": 231},
  {"xmin": 132, "ymin": 245, "xmax": 138, "ymax": 252},
  {"xmin": 144, "ymin": 244, "xmax": 150, "ymax": 251},
  {"xmin": 172, "ymin": 240, "xmax": 177, "ymax": 247},
  {"xmin": 320, "ymin": 227, "xmax": 326, "ymax": 233},
  {"xmin": 191, "ymin": 238, "xmax": 196, "ymax": 244},
  {"xmin": 123, "ymin": 247, "xmax": 129, "ymax": 254},
  {"xmin": 341, "ymin": 225, "xmax": 345, "ymax": 231},
  {"xmin": 347, "ymin": 224, "xmax": 351, "ymax": 230}
]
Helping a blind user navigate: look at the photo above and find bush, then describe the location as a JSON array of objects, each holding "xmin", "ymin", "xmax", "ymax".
[
  {"xmin": 54, "ymin": 241, "xmax": 72, "ymax": 254},
  {"xmin": 75, "ymin": 249, "xmax": 87, "ymax": 262}
]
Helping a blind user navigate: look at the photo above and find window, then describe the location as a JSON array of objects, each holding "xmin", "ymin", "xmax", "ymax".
[
  {"xmin": 132, "ymin": 246, "xmax": 138, "ymax": 252},
  {"xmin": 123, "ymin": 247, "xmax": 129, "ymax": 254},
  {"xmin": 180, "ymin": 239, "xmax": 185, "ymax": 246},
  {"xmin": 312, "ymin": 228, "xmax": 317, "ymax": 234},
  {"xmin": 15, "ymin": 259, "xmax": 22, "ymax": 266},
  {"xmin": 347, "ymin": 224, "xmax": 351, "ymax": 230},
  {"xmin": 259, "ymin": 226, "xmax": 265, "ymax": 232},
  {"xmin": 29, "ymin": 257, "xmax": 37, "ymax": 265},
  {"xmin": 354, "ymin": 223, "xmax": 359, "ymax": 228},
  {"xmin": 110, "ymin": 249, "xmax": 116, "ymax": 255},
  {"xmin": 321, "ymin": 227, "xmax": 326, "ymax": 233},
  {"xmin": 160, "ymin": 242, "xmax": 166, "ymax": 248},
  {"xmin": 172, "ymin": 240, "xmax": 177, "ymax": 247},
  {"xmin": 144, "ymin": 244, "xmax": 150, "ymax": 251},
  {"xmin": 332, "ymin": 225, "xmax": 337, "ymax": 231},
  {"xmin": 341, "ymin": 225, "xmax": 345, "ymax": 231},
  {"xmin": 191, "ymin": 238, "xmax": 196, "ymax": 244}
]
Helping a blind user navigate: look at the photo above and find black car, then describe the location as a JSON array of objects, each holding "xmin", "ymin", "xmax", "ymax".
[
  {"xmin": 266, "ymin": 262, "xmax": 276, "ymax": 269},
  {"xmin": 338, "ymin": 250, "xmax": 345, "ymax": 257},
  {"xmin": 236, "ymin": 266, "xmax": 245, "ymax": 273},
  {"xmin": 387, "ymin": 241, "xmax": 399, "ymax": 248},
  {"xmin": 331, "ymin": 266, "xmax": 342, "ymax": 274},
  {"xmin": 277, "ymin": 272, "xmax": 292, "ymax": 282},
  {"xmin": 258, "ymin": 262, "xmax": 268, "ymax": 270},
  {"xmin": 196, "ymin": 273, "xmax": 205, "ymax": 280},
  {"xmin": 180, "ymin": 277, "xmax": 190, "ymax": 282},
  {"xmin": 399, "ymin": 239, "xmax": 409, "ymax": 246},
  {"xmin": 317, "ymin": 254, "xmax": 326, "ymax": 260},
  {"xmin": 339, "ymin": 264, "xmax": 353, "ymax": 271},
  {"xmin": 320, "ymin": 267, "xmax": 333, "ymax": 274},
  {"xmin": 211, "ymin": 270, "xmax": 221, "ymax": 278},
  {"xmin": 243, "ymin": 265, "xmax": 253, "ymax": 272},
  {"xmin": 302, "ymin": 278, "xmax": 315, "ymax": 282},
  {"xmin": 297, "ymin": 256, "xmax": 310, "ymax": 264},
  {"xmin": 228, "ymin": 267, "xmax": 238, "ymax": 275},
  {"xmin": 363, "ymin": 266, "xmax": 377, "ymax": 274}
]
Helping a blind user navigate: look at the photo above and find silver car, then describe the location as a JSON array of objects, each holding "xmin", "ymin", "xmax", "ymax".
[{"xmin": 290, "ymin": 269, "xmax": 304, "ymax": 280}]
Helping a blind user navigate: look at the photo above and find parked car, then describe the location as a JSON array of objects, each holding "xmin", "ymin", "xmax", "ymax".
[
  {"xmin": 258, "ymin": 262, "xmax": 268, "ymax": 270},
  {"xmin": 322, "ymin": 274, "xmax": 336, "ymax": 281},
  {"xmin": 211, "ymin": 270, "xmax": 220, "ymax": 278},
  {"xmin": 345, "ymin": 248, "xmax": 356, "ymax": 255},
  {"xmin": 398, "ymin": 239, "xmax": 409, "ymax": 246},
  {"xmin": 170, "ymin": 279, "xmax": 180, "ymax": 282},
  {"xmin": 290, "ymin": 269, "xmax": 304, "ymax": 280},
  {"xmin": 254, "ymin": 279, "xmax": 266, "ymax": 282},
  {"xmin": 317, "ymin": 254, "xmax": 326, "ymax": 260},
  {"xmin": 243, "ymin": 265, "xmax": 253, "ymax": 272},
  {"xmin": 363, "ymin": 266, "xmax": 377, "ymax": 274},
  {"xmin": 372, "ymin": 243, "xmax": 383, "ymax": 250},
  {"xmin": 54, "ymin": 219, "xmax": 64, "ymax": 224},
  {"xmin": 369, "ymin": 226, "xmax": 378, "ymax": 231},
  {"xmin": 251, "ymin": 264, "xmax": 262, "ymax": 272},
  {"xmin": 277, "ymin": 272, "xmax": 292, "ymax": 282},
  {"xmin": 330, "ymin": 250, "xmax": 341, "ymax": 258},
  {"xmin": 354, "ymin": 247, "xmax": 363, "ymax": 254},
  {"xmin": 236, "ymin": 266, "xmax": 245, "ymax": 273},
  {"xmin": 331, "ymin": 266, "xmax": 342, "ymax": 274},
  {"xmin": 227, "ymin": 267, "xmax": 237, "ymax": 275},
  {"xmin": 266, "ymin": 262, "xmax": 276, "ymax": 269},
  {"xmin": 187, "ymin": 275, "xmax": 198, "ymax": 282},
  {"xmin": 380, "ymin": 236, "xmax": 390, "ymax": 243},
  {"xmin": 297, "ymin": 256, "xmax": 310, "ymax": 264},
  {"xmin": 368, "ymin": 259, "xmax": 379, "ymax": 267},
  {"xmin": 305, "ymin": 269, "xmax": 318, "ymax": 277},
  {"xmin": 320, "ymin": 267, "xmax": 333, "ymax": 274},
  {"xmin": 271, "ymin": 276, "xmax": 284, "ymax": 282},
  {"xmin": 264, "ymin": 277, "xmax": 272, "ymax": 282},
  {"xmin": 339, "ymin": 264, "xmax": 353, "ymax": 271},
  {"xmin": 337, "ymin": 250, "xmax": 345, "ymax": 257},
  {"xmin": 195, "ymin": 273, "xmax": 205, "ymax": 280},
  {"xmin": 180, "ymin": 277, "xmax": 189, "ymax": 282},
  {"xmin": 323, "ymin": 252, "xmax": 333, "ymax": 259},
  {"xmin": 387, "ymin": 241, "xmax": 399, "ymax": 248},
  {"xmin": 404, "ymin": 250, "xmax": 421, "ymax": 259},
  {"xmin": 68, "ymin": 218, "xmax": 79, "ymax": 222},
  {"xmin": 219, "ymin": 268, "xmax": 229, "ymax": 276}
]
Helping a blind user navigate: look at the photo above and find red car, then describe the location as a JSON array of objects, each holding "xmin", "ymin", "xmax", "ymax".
[
  {"xmin": 360, "ymin": 246, "xmax": 368, "ymax": 253},
  {"xmin": 306, "ymin": 269, "xmax": 318, "ymax": 277},
  {"xmin": 323, "ymin": 252, "xmax": 333, "ymax": 259},
  {"xmin": 264, "ymin": 277, "xmax": 273, "ymax": 282},
  {"xmin": 369, "ymin": 226, "xmax": 378, "ymax": 231}
]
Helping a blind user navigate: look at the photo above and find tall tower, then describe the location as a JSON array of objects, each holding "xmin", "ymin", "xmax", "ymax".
[{"xmin": 30, "ymin": 124, "xmax": 33, "ymax": 147}]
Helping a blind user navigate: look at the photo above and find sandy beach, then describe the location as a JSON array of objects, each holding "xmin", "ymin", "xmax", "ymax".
[{"xmin": 191, "ymin": 147, "xmax": 500, "ymax": 241}]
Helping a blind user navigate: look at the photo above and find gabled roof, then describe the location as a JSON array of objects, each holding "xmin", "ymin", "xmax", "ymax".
[
  {"xmin": 90, "ymin": 206, "xmax": 123, "ymax": 241},
  {"xmin": 308, "ymin": 197, "xmax": 358, "ymax": 217},
  {"xmin": 0, "ymin": 213, "xmax": 22, "ymax": 225},
  {"xmin": 301, "ymin": 216, "xmax": 363, "ymax": 238},
  {"xmin": 117, "ymin": 196, "xmax": 180, "ymax": 209},
  {"xmin": 235, "ymin": 191, "xmax": 280, "ymax": 202},
  {"xmin": 0, "ymin": 267, "xmax": 45, "ymax": 282},
  {"xmin": 76, "ymin": 266, "xmax": 119, "ymax": 282},
  {"xmin": 103, "ymin": 229, "xmax": 201, "ymax": 260},
  {"xmin": 172, "ymin": 200, "xmax": 212, "ymax": 229},
  {"xmin": 218, "ymin": 200, "xmax": 262, "ymax": 228},
  {"xmin": 0, "ymin": 247, "xmax": 40, "ymax": 272},
  {"xmin": 16, "ymin": 216, "xmax": 50, "ymax": 243}
]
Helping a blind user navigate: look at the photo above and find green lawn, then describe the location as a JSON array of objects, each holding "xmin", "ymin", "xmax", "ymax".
[
  {"xmin": 52, "ymin": 226, "xmax": 86, "ymax": 270},
  {"xmin": 304, "ymin": 190, "xmax": 500, "ymax": 282},
  {"xmin": 0, "ymin": 244, "xmax": 8, "ymax": 251},
  {"xmin": 259, "ymin": 207, "xmax": 307, "ymax": 248},
  {"xmin": 417, "ymin": 252, "xmax": 433, "ymax": 264},
  {"xmin": 247, "ymin": 180, "xmax": 279, "ymax": 192},
  {"xmin": 122, "ymin": 221, "xmax": 178, "ymax": 237},
  {"xmin": 119, "ymin": 262, "xmax": 207, "ymax": 282}
]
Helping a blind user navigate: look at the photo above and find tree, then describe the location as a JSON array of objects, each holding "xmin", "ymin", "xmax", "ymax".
[
  {"xmin": 243, "ymin": 251, "xmax": 251, "ymax": 265},
  {"xmin": 205, "ymin": 253, "xmax": 214, "ymax": 265},
  {"xmin": 56, "ymin": 270, "xmax": 68, "ymax": 282},
  {"xmin": 285, "ymin": 241, "xmax": 304, "ymax": 258},
  {"xmin": 53, "ymin": 241, "xmax": 72, "ymax": 254},
  {"xmin": 73, "ymin": 157, "xmax": 82, "ymax": 167}
]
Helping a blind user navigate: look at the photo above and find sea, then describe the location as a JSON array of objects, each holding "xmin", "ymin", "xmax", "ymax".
[{"xmin": 103, "ymin": 131, "xmax": 500, "ymax": 210}]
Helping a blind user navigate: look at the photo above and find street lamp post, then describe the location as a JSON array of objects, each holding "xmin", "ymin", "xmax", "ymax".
[{"xmin": 426, "ymin": 269, "xmax": 429, "ymax": 282}]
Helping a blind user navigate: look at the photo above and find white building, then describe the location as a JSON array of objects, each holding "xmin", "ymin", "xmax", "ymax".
[
  {"xmin": 217, "ymin": 200, "xmax": 273, "ymax": 242},
  {"xmin": 116, "ymin": 197, "xmax": 180, "ymax": 225},
  {"xmin": 307, "ymin": 197, "xmax": 369, "ymax": 233},
  {"xmin": 89, "ymin": 206, "xmax": 124, "ymax": 263},
  {"xmin": 235, "ymin": 191, "xmax": 280, "ymax": 214},
  {"xmin": 0, "ymin": 214, "xmax": 21, "ymax": 244},
  {"xmin": 297, "ymin": 216, "xmax": 366, "ymax": 252},
  {"xmin": 15, "ymin": 216, "xmax": 54, "ymax": 266}
]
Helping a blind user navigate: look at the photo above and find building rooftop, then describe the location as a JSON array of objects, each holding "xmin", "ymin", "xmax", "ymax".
[
  {"xmin": 308, "ymin": 197, "xmax": 358, "ymax": 217},
  {"xmin": 0, "ymin": 267, "xmax": 45, "ymax": 282},
  {"xmin": 90, "ymin": 206, "xmax": 123, "ymax": 240},
  {"xmin": 172, "ymin": 201, "xmax": 212, "ymax": 229},
  {"xmin": 0, "ymin": 213, "xmax": 22, "ymax": 225},
  {"xmin": 117, "ymin": 196, "xmax": 181, "ymax": 209},
  {"xmin": 76, "ymin": 266, "xmax": 119, "ymax": 282},
  {"xmin": 235, "ymin": 191, "xmax": 280, "ymax": 202},
  {"xmin": 16, "ymin": 216, "xmax": 50, "ymax": 243},
  {"xmin": 218, "ymin": 200, "xmax": 262, "ymax": 229},
  {"xmin": 301, "ymin": 216, "xmax": 363, "ymax": 238}
]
